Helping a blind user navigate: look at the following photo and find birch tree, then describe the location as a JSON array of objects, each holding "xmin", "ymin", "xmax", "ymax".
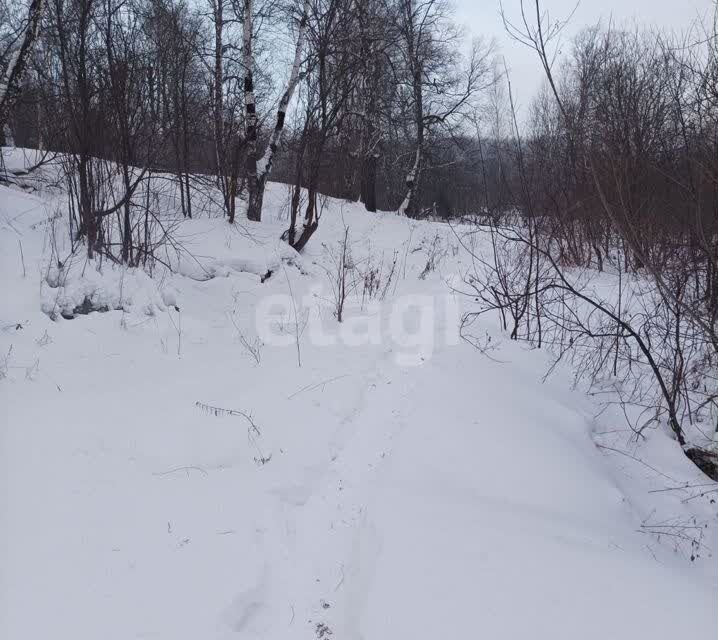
[
  {"xmin": 284, "ymin": 0, "xmax": 357, "ymax": 250},
  {"xmin": 244, "ymin": 0, "xmax": 309, "ymax": 221},
  {"xmin": 0, "ymin": 0, "xmax": 45, "ymax": 145}
]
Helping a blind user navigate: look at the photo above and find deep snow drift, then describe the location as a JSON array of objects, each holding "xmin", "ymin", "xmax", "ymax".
[{"xmin": 1, "ymin": 148, "xmax": 717, "ymax": 639}]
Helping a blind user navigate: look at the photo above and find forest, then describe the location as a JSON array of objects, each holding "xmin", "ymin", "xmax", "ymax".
[{"xmin": 1, "ymin": 1, "xmax": 718, "ymax": 638}]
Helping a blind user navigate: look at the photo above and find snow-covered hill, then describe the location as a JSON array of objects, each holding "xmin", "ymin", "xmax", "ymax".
[{"xmin": 1, "ymin": 149, "xmax": 716, "ymax": 639}]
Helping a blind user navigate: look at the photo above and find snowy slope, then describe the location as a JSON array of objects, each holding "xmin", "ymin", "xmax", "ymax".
[{"xmin": 1, "ymin": 150, "xmax": 717, "ymax": 639}]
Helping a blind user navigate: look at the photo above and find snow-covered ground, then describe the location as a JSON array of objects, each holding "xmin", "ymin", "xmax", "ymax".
[{"xmin": 1, "ymin": 148, "xmax": 717, "ymax": 639}]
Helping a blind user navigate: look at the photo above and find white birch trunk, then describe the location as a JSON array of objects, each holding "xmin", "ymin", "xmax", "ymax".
[
  {"xmin": 0, "ymin": 0, "xmax": 45, "ymax": 134},
  {"xmin": 245, "ymin": 0, "xmax": 309, "ymax": 221},
  {"xmin": 398, "ymin": 145, "xmax": 421, "ymax": 216},
  {"xmin": 256, "ymin": 0, "xmax": 310, "ymax": 182},
  {"xmin": 243, "ymin": 0, "xmax": 256, "ymax": 154},
  {"xmin": 3, "ymin": 124, "xmax": 14, "ymax": 147},
  {"xmin": 0, "ymin": 48, "xmax": 22, "ymax": 107}
]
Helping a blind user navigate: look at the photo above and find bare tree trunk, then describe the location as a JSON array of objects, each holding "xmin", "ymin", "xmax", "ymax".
[
  {"xmin": 228, "ymin": 136, "xmax": 243, "ymax": 223},
  {"xmin": 211, "ymin": 0, "xmax": 229, "ymax": 215},
  {"xmin": 2, "ymin": 124, "xmax": 14, "ymax": 147},
  {"xmin": 361, "ymin": 148, "xmax": 378, "ymax": 212},
  {"xmin": 291, "ymin": 140, "xmax": 321, "ymax": 252},
  {"xmin": 288, "ymin": 119, "xmax": 310, "ymax": 245},
  {"xmin": 399, "ymin": 138, "xmax": 422, "ymax": 216},
  {"xmin": 245, "ymin": 0, "xmax": 309, "ymax": 222},
  {"xmin": 180, "ymin": 63, "xmax": 192, "ymax": 219},
  {"xmin": 355, "ymin": 5, "xmax": 381, "ymax": 212},
  {"xmin": 242, "ymin": 0, "xmax": 259, "ymax": 220},
  {"xmin": 360, "ymin": 92, "xmax": 379, "ymax": 212},
  {"xmin": 397, "ymin": 3, "xmax": 423, "ymax": 217},
  {"xmin": 0, "ymin": 0, "xmax": 45, "ymax": 136}
]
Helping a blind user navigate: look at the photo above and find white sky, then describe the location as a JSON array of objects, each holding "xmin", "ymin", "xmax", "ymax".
[{"xmin": 454, "ymin": 0, "xmax": 713, "ymax": 113}]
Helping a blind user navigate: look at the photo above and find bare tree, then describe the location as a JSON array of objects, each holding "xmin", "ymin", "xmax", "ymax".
[
  {"xmin": 244, "ymin": 0, "xmax": 309, "ymax": 221},
  {"xmin": 0, "ymin": 0, "xmax": 45, "ymax": 146},
  {"xmin": 284, "ymin": 0, "xmax": 357, "ymax": 251},
  {"xmin": 394, "ymin": 0, "xmax": 494, "ymax": 217},
  {"xmin": 484, "ymin": 0, "xmax": 718, "ymax": 476}
]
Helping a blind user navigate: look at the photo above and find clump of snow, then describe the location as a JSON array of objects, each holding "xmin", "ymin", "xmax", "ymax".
[
  {"xmin": 41, "ymin": 259, "xmax": 169, "ymax": 319},
  {"xmin": 160, "ymin": 285, "xmax": 180, "ymax": 310},
  {"xmin": 167, "ymin": 219, "xmax": 304, "ymax": 281}
]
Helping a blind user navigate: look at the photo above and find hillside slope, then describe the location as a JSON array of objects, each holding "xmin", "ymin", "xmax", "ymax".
[{"xmin": 1, "ymin": 152, "xmax": 717, "ymax": 639}]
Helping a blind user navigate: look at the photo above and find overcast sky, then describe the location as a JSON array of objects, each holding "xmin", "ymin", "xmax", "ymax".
[{"xmin": 454, "ymin": 0, "xmax": 713, "ymax": 113}]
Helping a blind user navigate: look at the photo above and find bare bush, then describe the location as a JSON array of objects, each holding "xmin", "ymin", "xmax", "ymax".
[{"xmin": 321, "ymin": 225, "xmax": 354, "ymax": 322}]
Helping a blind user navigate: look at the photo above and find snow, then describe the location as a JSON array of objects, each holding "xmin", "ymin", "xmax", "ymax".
[{"xmin": 1, "ymin": 148, "xmax": 717, "ymax": 639}]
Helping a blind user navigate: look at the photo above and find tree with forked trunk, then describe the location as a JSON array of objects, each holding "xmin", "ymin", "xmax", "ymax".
[{"xmin": 243, "ymin": 0, "xmax": 309, "ymax": 222}]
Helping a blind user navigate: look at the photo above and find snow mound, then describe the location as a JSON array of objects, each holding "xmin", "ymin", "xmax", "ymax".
[
  {"xmin": 173, "ymin": 230, "xmax": 304, "ymax": 282},
  {"xmin": 41, "ymin": 259, "xmax": 170, "ymax": 319}
]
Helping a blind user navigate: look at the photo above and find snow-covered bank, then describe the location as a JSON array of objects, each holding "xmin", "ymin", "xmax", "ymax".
[{"xmin": 1, "ymin": 151, "xmax": 716, "ymax": 639}]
